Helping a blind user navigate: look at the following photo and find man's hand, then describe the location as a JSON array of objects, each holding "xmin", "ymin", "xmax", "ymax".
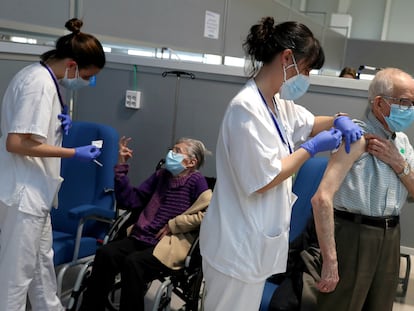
[
  {"xmin": 317, "ymin": 259, "xmax": 340, "ymax": 293},
  {"xmin": 365, "ymin": 133, "xmax": 404, "ymax": 168}
]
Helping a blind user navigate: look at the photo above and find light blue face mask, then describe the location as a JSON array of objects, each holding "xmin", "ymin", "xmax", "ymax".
[
  {"xmin": 279, "ymin": 54, "xmax": 310, "ymax": 101},
  {"xmin": 384, "ymin": 104, "xmax": 414, "ymax": 132},
  {"xmin": 59, "ymin": 66, "xmax": 90, "ymax": 90},
  {"xmin": 165, "ymin": 150, "xmax": 186, "ymax": 176}
]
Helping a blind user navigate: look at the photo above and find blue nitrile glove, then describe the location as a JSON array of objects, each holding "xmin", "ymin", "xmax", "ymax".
[
  {"xmin": 334, "ymin": 116, "xmax": 364, "ymax": 153},
  {"xmin": 58, "ymin": 105, "xmax": 72, "ymax": 135},
  {"xmin": 301, "ymin": 128, "xmax": 343, "ymax": 157},
  {"xmin": 74, "ymin": 145, "xmax": 102, "ymax": 161}
]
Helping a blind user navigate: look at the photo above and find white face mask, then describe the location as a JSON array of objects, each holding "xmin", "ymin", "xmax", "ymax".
[
  {"xmin": 59, "ymin": 66, "xmax": 90, "ymax": 90},
  {"xmin": 279, "ymin": 54, "xmax": 310, "ymax": 101}
]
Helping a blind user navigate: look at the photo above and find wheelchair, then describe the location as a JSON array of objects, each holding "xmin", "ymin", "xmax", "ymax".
[{"xmin": 66, "ymin": 174, "xmax": 214, "ymax": 311}]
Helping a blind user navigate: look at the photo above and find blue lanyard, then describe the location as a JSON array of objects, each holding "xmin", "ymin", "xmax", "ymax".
[
  {"xmin": 258, "ymin": 89, "xmax": 292, "ymax": 154},
  {"xmin": 39, "ymin": 61, "xmax": 66, "ymax": 112}
]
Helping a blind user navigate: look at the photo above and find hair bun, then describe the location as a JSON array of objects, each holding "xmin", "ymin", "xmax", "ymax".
[
  {"xmin": 65, "ymin": 18, "xmax": 83, "ymax": 34},
  {"xmin": 261, "ymin": 17, "xmax": 275, "ymax": 30}
]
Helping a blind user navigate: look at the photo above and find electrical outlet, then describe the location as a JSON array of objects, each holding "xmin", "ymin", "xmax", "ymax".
[{"xmin": 125, "ymin": 90, "xmax": 141, "ymax": 109}]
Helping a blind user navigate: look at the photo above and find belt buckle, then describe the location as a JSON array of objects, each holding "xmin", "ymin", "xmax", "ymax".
[{"xmin": 385, "ymin": 218, "xmax": 392, "ymax": 229}]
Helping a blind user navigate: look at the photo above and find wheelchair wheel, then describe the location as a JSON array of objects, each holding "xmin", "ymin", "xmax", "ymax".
[
  {"xmin": 105, "ymin": 277, "xmax": 153, "ymax": 311},
  {"xmin": 183, "ymin": 270, "xmax": 204, "ymax": 311},
  {"xmin": 106, "ymin": 275, "xmax": 122, "ymax": 311},
  {"xmin": 66, "ymin": 261, "xmax": 94, "ymax": 311}
]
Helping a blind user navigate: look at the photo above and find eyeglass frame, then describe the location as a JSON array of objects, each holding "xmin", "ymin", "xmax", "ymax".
[
  {"xmin": 169, "ymin": 146, "xmax": 195, "ymax": 159},
  {"xmin": 381, "ymin": 95, "xmax": 414, "ymax": 110}
]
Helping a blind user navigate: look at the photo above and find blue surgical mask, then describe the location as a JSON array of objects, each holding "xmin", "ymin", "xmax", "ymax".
[
  {"xmin": 384, "ymin": 104, "xmax": 414, "ymax": 132},
  {"xmin": 279, "ymin": 54, "xmax": 310, "ymax": 101},
  {"xmin": 165, "ymin": 150, "xmax": 186, "ymax": 176},
  {"xmin": 59, "ymin": 66, "xmax": 90, "ymax": 90}
]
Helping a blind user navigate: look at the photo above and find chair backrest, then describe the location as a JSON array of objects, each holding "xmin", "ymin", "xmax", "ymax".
[
  {"xmin": 51, "ymin": 121, "xmax": 119, "ymax": 238},
  {"xmin": 289, "ymin": 157, "xmax": 328, "ymax": 242},
  {"xmin": 260, "ymin": 157, "xmax": 328, "ymax": 311}
]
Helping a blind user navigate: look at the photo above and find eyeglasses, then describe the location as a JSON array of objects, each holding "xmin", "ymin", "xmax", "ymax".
[
  {"xmin": 382, "ymin": 95, "xmax": 414, "ymax": 110},
  {"xmin": 169, "ymin": 147, "xmax": 194, "ymax": 158}
]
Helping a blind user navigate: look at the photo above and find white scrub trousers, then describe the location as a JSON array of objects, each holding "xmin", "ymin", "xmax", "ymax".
[
  {"xmin": 202, "ymin": 261, "xmax": 266, "ymax": 311},
  {"xmin": 0, "ymin": 203, "xmax": 64, "ymax": 311}
]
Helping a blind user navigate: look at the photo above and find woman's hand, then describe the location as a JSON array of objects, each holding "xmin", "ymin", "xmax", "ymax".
[{"xmin": 118, "ymin": 136, "xmax": 133, "ymax": 163}]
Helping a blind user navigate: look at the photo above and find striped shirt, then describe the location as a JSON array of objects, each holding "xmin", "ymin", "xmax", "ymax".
[
  {"xmin": 334, "ymin": 111, "xmax": 414, "ymax": 216},
  {"xmin": 114, "ymin": 164, "xmax": 208, "ymax": 245}
]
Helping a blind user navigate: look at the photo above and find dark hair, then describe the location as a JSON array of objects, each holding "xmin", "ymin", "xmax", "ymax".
[
  {"xmin": 339, "ymin": 66, "xmax": 357, "ymax": 78},
  {"xmin": 40, "ymin": 18, "xmax": 105, "ymax": 69},
  {"xmin": 243, "ymin": 17, "xmax": 325, "ymax": 76}
]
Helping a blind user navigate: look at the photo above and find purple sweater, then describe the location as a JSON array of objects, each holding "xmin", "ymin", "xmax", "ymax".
[{"xmin": 114, "ymin": 164, "xmax": 208, "ymax": 245}]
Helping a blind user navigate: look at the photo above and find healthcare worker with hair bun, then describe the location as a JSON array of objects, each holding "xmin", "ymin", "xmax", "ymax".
[
  {"xmin": 0, "ymin": 18, "xmax": 105, "ymax": 311},
  {"xmin": 199, "ymin": 16, "xmax": 364, "ymax": 311}
]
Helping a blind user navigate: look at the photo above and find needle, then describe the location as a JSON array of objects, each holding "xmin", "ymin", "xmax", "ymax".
[{"xmin": 93, "ymin": 159, "xmax": 103, "ymax": 167}]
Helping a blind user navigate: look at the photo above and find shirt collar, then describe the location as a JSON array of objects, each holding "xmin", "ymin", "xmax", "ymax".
[{"xmin": 367, "ymin": 110, "xmax": 395, "ymax": 140}]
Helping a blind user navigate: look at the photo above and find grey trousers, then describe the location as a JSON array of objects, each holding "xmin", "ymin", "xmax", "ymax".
[{"xmin": 317, "ymin": 216, "xmax": 400, "ymax": 311}]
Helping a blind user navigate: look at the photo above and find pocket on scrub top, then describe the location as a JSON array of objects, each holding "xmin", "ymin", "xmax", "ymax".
[
  {"xmin": 19, "ymin": 175, "xmax": 64, "ymax": 215},
  {"xmin": 259, "ymin": 230, "xmax": 289, "ymax": 274}
]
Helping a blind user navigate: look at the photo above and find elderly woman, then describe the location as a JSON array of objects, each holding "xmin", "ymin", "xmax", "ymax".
[{"xmin": 80, "ymin": 136, "xmax": 212, "ymax": 311}]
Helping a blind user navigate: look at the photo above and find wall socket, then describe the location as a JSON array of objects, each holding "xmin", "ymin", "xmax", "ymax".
[{"xmin": 125, "ymin": 90, "xmax": 141, "ymax": 109}]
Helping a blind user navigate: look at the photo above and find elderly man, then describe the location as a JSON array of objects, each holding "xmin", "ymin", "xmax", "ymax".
[{"xmin": 312, "ymin": 67, "xmax": 414, "ymax": 311}]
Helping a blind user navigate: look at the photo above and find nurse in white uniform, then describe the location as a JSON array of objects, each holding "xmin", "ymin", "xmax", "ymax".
[
  {"xmin": 0, "ymin": 18, "xmax": 105, "ymax": 311},
  {"xmin": 200, "ymin": 17, "xmax": 364, "ymax": 311}
]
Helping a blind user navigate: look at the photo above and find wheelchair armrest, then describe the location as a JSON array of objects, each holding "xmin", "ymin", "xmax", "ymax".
[{"xmin": 68, "ymin": 204, "xmax": 115, "ymax": 221}]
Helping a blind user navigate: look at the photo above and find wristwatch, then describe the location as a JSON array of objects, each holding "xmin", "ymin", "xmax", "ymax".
[{"xmin": 398, "ymin": 162, "xmax": 411, "ymax": 178}]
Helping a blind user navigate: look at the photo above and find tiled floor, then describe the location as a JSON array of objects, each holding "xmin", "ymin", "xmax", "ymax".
[{"xmin": 55, "ymin": 255, "xmax": 414, "ymax": 310}]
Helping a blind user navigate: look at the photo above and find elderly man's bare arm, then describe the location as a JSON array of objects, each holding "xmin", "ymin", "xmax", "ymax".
[{"xmin": 311, "ymin": 137, "xmax": 365, "ymax": 293}]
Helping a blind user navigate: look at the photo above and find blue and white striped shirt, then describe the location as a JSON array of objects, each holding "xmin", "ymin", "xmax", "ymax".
[{"xmin": 334, "ymin": 111, "xmax": 414, "ymax": 216}]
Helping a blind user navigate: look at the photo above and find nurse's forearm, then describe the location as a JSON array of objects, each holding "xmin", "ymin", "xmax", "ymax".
[
  {"xmin": 6, "ymin": 133, "xmax": 75, "ymax": 158},
  {"xmin": 256, "ymin": 148, "xmax": 310, "ymax": 193},
  {"xmin": 311, "ymin": 116, "xmax": 335, "ymax": 136}
]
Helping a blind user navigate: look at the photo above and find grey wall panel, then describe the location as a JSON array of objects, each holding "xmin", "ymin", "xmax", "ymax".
[
  {"xmin": 348, "ymin": 0, "xmax": 386, "ymax": 40},
  {"xmin": 81, "ymin": 0, "xmax": 225, "ymax": 54},
  {"xmin": 387, "ymin": 0, "xmax": 414, "ymax": 43},
  {"xmin": 223, "ymin": 0, "xmax": 292, "ymax": 57},
  {"xmin": 344, "ymin": 39, "xmax": 414, "ymax": 77},
  {"xmin": 0, "ymin": 1, "xmax": 70, "ymax": 29},
  {"xmin": 320, "ymin": 28, "xmax": 347, "ymax": 70}
]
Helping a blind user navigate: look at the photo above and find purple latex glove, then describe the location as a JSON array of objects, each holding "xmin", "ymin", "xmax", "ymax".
[
  {"xmin": 58, "ymin": 105, "xmax": 72, "ymax": 135},
  {"xmin": 301, "ymin": 128, "xmax": 343, "ymax": 157},
  {"xmin": 334, "ymin": 116, "xmax": 364, "ymax": 153},
  {"xmin": 74, "ymin": 145, "xmax": 102, "ymax": 161}
]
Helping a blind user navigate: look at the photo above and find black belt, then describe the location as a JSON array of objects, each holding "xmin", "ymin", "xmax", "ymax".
[{"xmin": 334, "ymin": 209, "xmax": 399, "ymax": 229}]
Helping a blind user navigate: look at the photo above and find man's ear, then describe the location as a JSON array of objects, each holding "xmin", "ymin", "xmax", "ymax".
[{"xmin": 372, "ymin": 96, "xmax": 386, "ymax": 112}]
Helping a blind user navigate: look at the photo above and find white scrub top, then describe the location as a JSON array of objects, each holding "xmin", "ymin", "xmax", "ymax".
[
  {"xmin": 200, "ymin": 79, "xmax": 314, "ymax": 283},
  {"xmin": 0, "ymin": 62, "xmax": 63, "ymax": 217}
]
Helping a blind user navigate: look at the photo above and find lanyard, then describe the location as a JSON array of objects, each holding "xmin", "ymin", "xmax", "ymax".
[
  {"xmin": 39, "ymin": 61, "xmax": 66, "ymax": 112},
  {"xmin": 258, "ymin": 89, "xmax": 293, "ymax": 154}
]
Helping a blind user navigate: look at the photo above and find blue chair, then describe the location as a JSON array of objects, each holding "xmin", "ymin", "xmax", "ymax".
[
  {"xmin": 51, "ymin": 121, "xmax": 119, "ymax": 296},
  {"xmin": 259, "ymin": 157, "xmax": 328, "ymax": 311}
]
